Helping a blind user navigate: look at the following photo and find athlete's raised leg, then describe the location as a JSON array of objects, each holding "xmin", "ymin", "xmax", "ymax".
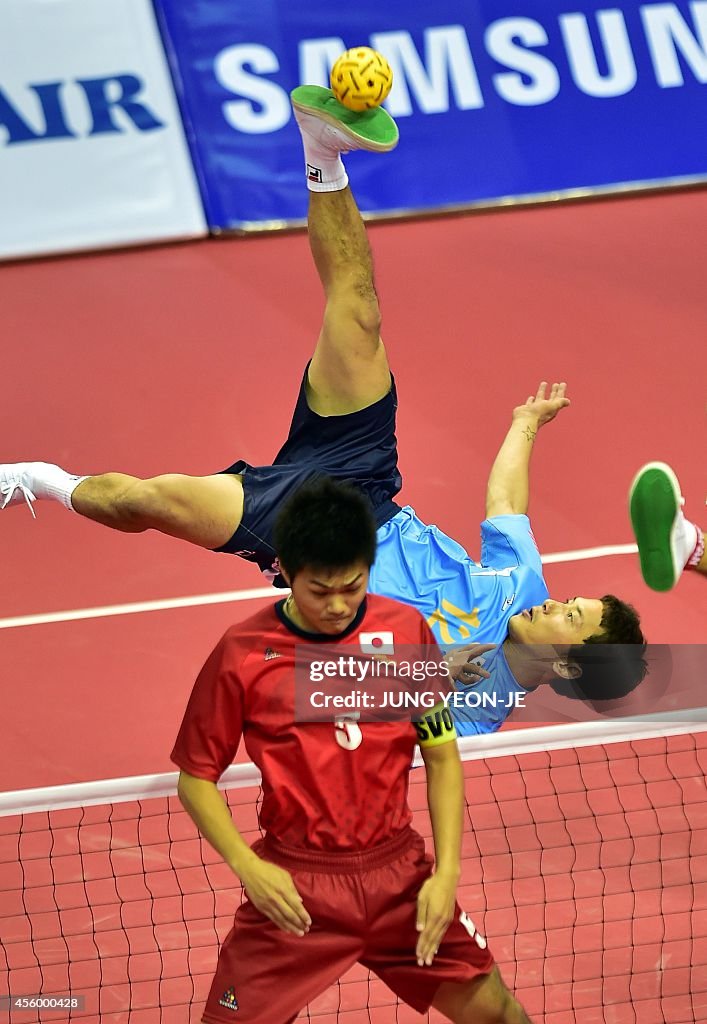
[
  {"xmin": 291, "ymin": 86, "xmax": 398, "ymax": 416},
  {"xmin": 0, "ymin": 461, "xmax": 243, "ymax": 549},
  {"xmin": 1, "ymin": 89, "xmax": 398, "ymax": 549},
  {"xmin": 306, "ymin": 188, "xmax": 389, "ymax": 415},
  {"xmin": 71, "ymin": 472, "xmax": 243, "ymax": 548}
]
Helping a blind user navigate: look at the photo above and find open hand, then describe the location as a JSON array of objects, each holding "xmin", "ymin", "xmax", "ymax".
[
  {"xmin": 513, "ymin": 381, "xmax": 570, "ymax": 428},
  {"xmin": 239, "ymin": 856, "xmax": 312, "ymax": 936},
  {"xmin": 415, "ymin": 871, "xmax": 457, "ymax": 966}
]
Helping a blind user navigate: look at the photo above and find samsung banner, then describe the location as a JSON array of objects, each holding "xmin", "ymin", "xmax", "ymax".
[
  {"xmin": 0, "ymin": 0, "xmax": 207, "ymax": 260},
  {"xmin": 153, "ymin": 1, "xmax": 707, "ymax": 230}
]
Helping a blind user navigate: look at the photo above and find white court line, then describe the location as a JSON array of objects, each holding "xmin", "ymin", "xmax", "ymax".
[
  {"xmin": 0, "ymin": 586, "xmax": 280, "ymax": 630},
  {"xmin": 0, "ymin": 542, "xmax": 639, "ymax": 631},
  {"xmin": 542, "ymin": 542, "xmax": 637, "ymax": 564}
]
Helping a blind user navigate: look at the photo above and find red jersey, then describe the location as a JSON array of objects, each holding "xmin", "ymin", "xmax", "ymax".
[{"xmin": 171, "ymin": 595, "xmax": 444, "ymax": 851}]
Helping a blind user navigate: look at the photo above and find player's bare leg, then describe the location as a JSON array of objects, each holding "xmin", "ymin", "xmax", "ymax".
[
  {"xmin": 433, "ymin": 967, "xmax": 534, "ymax": 1023},
  {"xmin": 306, "ymin": 188, "xmax": 389, "ymax": 415},
  {"xmin": 291, "ymin": 85, "xmax": 398, "ymax": 416},
  {"xmin": 0, "ymin": 461, "xmax": 243, "ymax": 550},
  {"xmin": 71, "ymin": 472, "xmax": 243, "ymax": 548},
  {"xmin": 1, "ymin": 90, "xmax": 398, "ymax": 547}
]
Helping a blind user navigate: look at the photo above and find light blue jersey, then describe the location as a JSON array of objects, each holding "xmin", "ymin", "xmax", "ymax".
[{"xmin": 369, "ymin": 507, "xmax": 549, "ymax": 734}]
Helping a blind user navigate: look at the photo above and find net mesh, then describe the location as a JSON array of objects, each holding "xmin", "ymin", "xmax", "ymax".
[{"xmin": 2, "ymin": 729, "xmax": 706, "ymax": 1024}]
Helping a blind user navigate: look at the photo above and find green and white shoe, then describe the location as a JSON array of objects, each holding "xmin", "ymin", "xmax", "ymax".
[
  {"xmin": 291, "ymin": 85, "xmax": 398, "ymax": 153},
  {"xmin": 629, "ymin": 462, "xmax": 687, "ymax": 591}
]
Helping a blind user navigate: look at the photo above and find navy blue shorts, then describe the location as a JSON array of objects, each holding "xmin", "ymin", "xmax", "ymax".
[{"xmin": 215, "ymin": 365, "xmax": 402, "ymax": 586}]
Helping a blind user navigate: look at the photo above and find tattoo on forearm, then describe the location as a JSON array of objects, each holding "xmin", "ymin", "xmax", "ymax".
[{"xmin": 522, "ymin": 426, "xmax": 537, "ymax": 443}]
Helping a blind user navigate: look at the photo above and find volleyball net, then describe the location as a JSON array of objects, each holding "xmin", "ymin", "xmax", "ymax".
[{"xmin": 1, "ymin": 713, "xmax": 706, "ymax": 1024}]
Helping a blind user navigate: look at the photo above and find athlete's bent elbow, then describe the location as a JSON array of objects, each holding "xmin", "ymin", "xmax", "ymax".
[
  {"xmin": 485, "ymin": 500, "xmax": 520, "ymax": 519},
  {"xmin": 177, "ymin": 770, "xmax": 205, "ymax": 809}
]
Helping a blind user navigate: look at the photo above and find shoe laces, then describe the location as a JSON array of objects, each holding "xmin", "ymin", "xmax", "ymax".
[{"xmin": 1, "ymin": 479, "xmax": 37, "ymax": 517}]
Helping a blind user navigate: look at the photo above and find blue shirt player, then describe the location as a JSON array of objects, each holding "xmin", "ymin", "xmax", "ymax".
[
  {"xmin": 0, "ymin": 87, "xmax": 646, "ymax": 732},
  {"xmin": 371, "ymin": 510, "xmax": 550, "ymax": 734}
]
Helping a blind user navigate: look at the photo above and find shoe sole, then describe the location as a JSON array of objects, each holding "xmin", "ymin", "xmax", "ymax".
[
  {"xmin": 291, "ymin": 85, "xmax": 399, "ymax": 153},
  {"xmin": 629, "ymin": 462, "xmax": 682, "ymax": 591}
]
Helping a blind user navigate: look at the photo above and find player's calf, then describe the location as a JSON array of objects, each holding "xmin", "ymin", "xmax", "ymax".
[{"xmin": 73, "ymin": 474, "xmax": 158, "ymax": 533}]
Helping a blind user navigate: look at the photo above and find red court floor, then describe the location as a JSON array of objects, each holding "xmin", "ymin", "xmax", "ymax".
[{"xmin": 1, "ymin": 188, "xmax": 706, "ymax": 792}]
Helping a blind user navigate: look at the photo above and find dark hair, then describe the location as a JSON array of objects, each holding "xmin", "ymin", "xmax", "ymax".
[
  {"xmin": 554, "ymin": 594, "xmax": 648, "ymax": 701},
  {"xmin": 273, "ymin": 477, "xmax": 377, "ymax": 580},
  {"xmin": 585, "ymin": 594, "xmax": 645, "ymax": 646}
]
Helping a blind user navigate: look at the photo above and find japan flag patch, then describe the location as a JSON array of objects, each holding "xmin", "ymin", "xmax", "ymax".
[{"xmin": 359, "ymin": 631, "xmax": 395, "ymax": 655}]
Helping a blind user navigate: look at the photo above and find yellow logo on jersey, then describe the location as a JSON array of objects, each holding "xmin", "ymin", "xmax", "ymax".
[{"xmin": 426, "ymin": 600, "xmax": 480, "ymax": 644}]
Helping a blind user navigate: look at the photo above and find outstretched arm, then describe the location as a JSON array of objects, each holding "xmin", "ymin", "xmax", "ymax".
[{"xmin": 485, "ymin": 382, "xmax": 570, "ymax": 519}]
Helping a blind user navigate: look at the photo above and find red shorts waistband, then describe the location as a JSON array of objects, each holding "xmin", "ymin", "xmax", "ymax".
[{"xmin": 261, "ymin": 827, "xmax": 420, "ymax": 874}]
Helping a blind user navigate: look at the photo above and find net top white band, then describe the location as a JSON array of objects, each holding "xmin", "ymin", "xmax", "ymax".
[{"xmin": 2, "ymin": 710, "xmax": 706, "ymax": 819}]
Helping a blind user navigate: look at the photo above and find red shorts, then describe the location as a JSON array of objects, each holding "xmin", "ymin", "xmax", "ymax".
[{"xmin": 202, "ymin": 828, "xmax": 494, "ymax": 1024}]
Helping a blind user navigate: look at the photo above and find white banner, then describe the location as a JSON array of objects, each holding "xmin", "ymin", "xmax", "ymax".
[{"xmin": 0, "ymin": 0, "xmax": 207, "ymax": 259}]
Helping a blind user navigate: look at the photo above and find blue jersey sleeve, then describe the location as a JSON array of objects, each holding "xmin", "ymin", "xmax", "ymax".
[{"xmin": 480, "ymin": 515, "xmax": 543, "ymax": 578}]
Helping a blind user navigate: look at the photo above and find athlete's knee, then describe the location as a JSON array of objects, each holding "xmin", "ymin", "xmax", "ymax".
[
  {"xmin": 447, "ymin": 971, "xmax": 531, "ymax": 1024},
  {"xmin": 330, "ymin": 281, "xmax": 381, "ymax": 337},
  {"xmin": 456, "ymin": 991, "xmax": 528, "ymax": 1024},
  {"xmin": 355, "ymin": 295, "xmax": 381, "ymax": 339},
  {"xmin": 352, "ymin": 278, "xmax": 381, "ymax": 331},
  {"xmin": 497, "ymin": 993, "xmax": 531, "ymax": 1024},
  {"xmin": 485, "ymin": 989, "xmax": 530, "ymax": 1024}
]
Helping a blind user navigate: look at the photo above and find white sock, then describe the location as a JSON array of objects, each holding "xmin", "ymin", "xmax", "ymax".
[
  {"xmin": 298, "ymin": 129, "xmax": 349, "ymax": 193},
  {"xmin": 25, "ymin": 462, "xmax": 87, "ymax": 512},
  {"xmin": 680, "ymin": 513, "xmax": 704, "ymax": 568}
]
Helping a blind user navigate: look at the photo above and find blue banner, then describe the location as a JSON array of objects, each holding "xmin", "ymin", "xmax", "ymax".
[{"xmin": 152, "ymin": 1, "xmax": 707, "ymax": 229}]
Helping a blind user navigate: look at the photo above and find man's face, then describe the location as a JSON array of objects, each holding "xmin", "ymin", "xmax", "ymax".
[
  {"xmin": 289, "ymin": 562, "xmax": 370, "ymax": 635},
  {"xmin": 508, "ymin": 597, "xmax": 605, "ymax": 645}
]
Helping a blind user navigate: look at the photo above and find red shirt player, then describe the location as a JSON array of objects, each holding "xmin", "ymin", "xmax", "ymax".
[{"xmin": 172, "ymin": 479, "xmax": 532, "ymax": 1024}]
